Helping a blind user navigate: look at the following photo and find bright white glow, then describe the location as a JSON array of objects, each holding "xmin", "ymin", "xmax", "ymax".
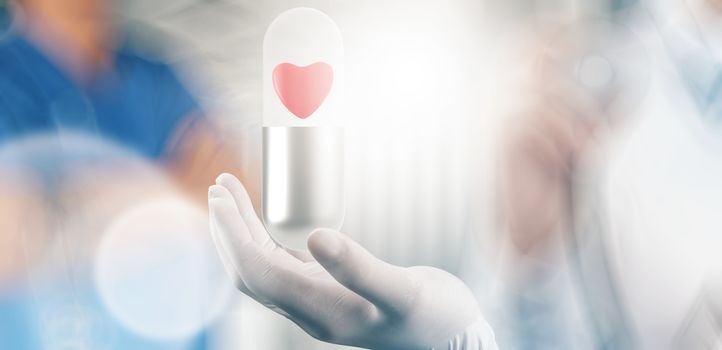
[
  {"xmin": 95, "ymin": 198, "xmax": 234, "ymax": 341},
  {"xmin": 339, "ymin": 1, "xmax": 486, "ymax": 266}
]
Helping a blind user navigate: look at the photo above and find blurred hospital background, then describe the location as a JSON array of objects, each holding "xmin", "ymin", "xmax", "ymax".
[{"xmin": 1, "ymin": 0, "xmax": 722, "ymax": 349}]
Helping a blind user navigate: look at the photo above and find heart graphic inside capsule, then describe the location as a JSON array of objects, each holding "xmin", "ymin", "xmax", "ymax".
[{"xmin": 273, "ymin": 62, "xmax": 334, "ymax": 119}]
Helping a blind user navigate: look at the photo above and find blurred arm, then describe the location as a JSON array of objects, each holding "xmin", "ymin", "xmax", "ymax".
[
  {"xmin": 163, "ymin": 115, "xmax": 261, "ymax": 211},
  {"xmin": 0, "ymin": 171, "xmax": 46, "ymax": 290}
]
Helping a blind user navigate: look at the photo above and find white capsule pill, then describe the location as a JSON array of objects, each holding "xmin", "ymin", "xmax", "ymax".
[{"xmin": 262, "ymin": 8, "xmax": 345, "ymax": 250}]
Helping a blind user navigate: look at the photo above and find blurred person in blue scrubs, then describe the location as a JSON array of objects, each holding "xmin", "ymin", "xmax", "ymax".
[
  {"xmin": 0, "ymin": 0, "xmax": 251, "ymax": 348},
  {"xmin": 0, "ymin": 0, "xmax": 251, "ymax": 201}
]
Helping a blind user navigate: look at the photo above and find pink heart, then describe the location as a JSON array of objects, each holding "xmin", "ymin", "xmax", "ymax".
[{"xmin": 273, "ymin": 62, "xmax": 334, "ymax": 119}]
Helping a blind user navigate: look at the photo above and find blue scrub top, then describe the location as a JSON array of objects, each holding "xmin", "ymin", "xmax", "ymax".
[
  {"xmin": 0, "ymin": 33, "xmax": 207, "ymax": 349},
  {"xmin": 0, "ymin": 33, "xmax": 200, "ymax": 158}
]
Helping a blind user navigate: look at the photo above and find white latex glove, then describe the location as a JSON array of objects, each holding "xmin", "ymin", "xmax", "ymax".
[{"xmin": 208, "ymin": 173, "xmax": 498, "ymax": 350}]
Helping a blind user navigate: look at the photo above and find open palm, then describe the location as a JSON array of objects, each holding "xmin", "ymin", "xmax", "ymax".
[{"xmin": 209, "ymin": 173, "xmax": 494, "ymax": 350}]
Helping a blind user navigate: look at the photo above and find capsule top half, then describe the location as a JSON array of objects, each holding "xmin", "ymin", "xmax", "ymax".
[{"xmin": 263, "ymin": 8, "xmax": 344, "ymax": 127}]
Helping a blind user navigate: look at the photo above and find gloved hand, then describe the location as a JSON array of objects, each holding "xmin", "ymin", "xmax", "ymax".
[{"xmin": 208, "ymin": 173, "xmax": 498, "ymax": 350}]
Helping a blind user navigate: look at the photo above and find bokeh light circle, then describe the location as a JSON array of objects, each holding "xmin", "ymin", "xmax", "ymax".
[
  {"xmin": 578, "ymin": 54, "xmax": 614, "ymax": 89},
  {"xmin": 95, "ymin": 198, "xmax": 234, "ymax": 341}
]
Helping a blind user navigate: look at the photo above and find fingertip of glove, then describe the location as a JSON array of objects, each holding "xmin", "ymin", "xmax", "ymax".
[
  {"xmin": 307, "ymin": 229, "xmax": 345, "ymax": 263},
  {"xmin": 215, "ymin": 173, "xmax": 234, "ymax": 185},
  {"xmin": 208, "ymin": 186, "xmax": 236, "ymax": 212},
  {"xmin": 208, "ymin": 184, "xmax": 227, "ymax": 200}
]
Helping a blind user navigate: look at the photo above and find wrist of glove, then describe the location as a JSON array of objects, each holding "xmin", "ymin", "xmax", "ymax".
[{"xmin": 208, "ymin": 173, "xmax": 498, "ymax": 350}]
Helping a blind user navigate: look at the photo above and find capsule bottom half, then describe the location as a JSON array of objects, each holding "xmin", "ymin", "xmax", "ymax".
[{"xmin": 262, "ymin": 126, "xmax": 345, "ymax": 250}]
